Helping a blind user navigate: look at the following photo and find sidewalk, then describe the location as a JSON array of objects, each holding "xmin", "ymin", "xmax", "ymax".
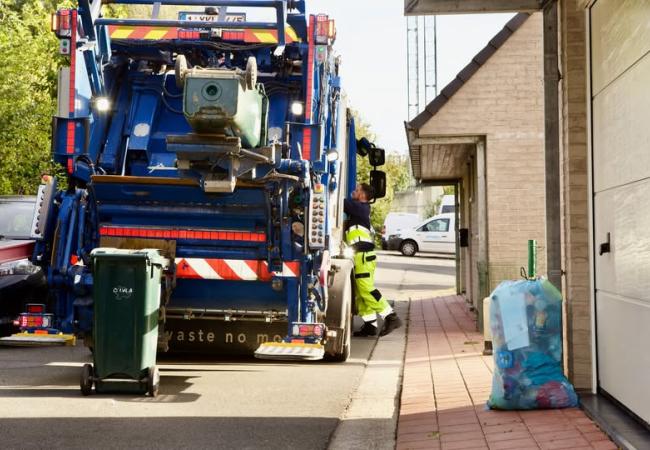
[{"xmin": 397, "ymin": 295, "xmax": 617, "ymax": 450}]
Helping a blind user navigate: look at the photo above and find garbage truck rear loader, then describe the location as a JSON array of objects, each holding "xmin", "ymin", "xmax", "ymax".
[{"xmin": 15, "ymin": 0, "xmax": 386, "ymax": 361}]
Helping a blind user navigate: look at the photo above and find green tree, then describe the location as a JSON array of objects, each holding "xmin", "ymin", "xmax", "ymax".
[
  {"xmin": 351, "ymin": 110, "xmax": 411, "ymax": 238},
  {"xmin": 0, "ymin": 0, "xmax": 63, "ymax": 194},
  {"xmin": 0, "ymin": 2, "xmax": 266, "ymax": 195}
]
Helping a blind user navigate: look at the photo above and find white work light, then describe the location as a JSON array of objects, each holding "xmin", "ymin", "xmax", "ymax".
[
  {"xmin": 94, "ymin": 97, "xmax": 111, "ymax": 112},
  {"xmin": 291, "ymin": 101, "xmax": 304, "ymax": 116},
  {"xmin": 326, "ymin": 149, "xmax": 339, "ymax": 162}
]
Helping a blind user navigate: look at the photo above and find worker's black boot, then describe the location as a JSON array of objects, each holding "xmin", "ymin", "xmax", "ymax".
[
  {"xmin": 380, "ymin": 313, "xmax": 402, "ymax": 336},
  {"xmin": 353, "ymin": 321, "xmax": 378, "ymax": 337}
]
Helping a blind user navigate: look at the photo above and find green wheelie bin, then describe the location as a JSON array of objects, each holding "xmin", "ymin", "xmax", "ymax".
[{"xmin": 80, "ymin": 248, "xmax": 168, "ymax": 396}]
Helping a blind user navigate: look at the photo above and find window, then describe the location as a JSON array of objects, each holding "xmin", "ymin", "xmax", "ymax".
[
  {"xmin": 418, "ymin": 218, "xmax": 449, "ymax": 233},
  {"xmin": 0, "ymin": 200, "xmax": 35, "ymax": 239},
  {"xmin": 441, "ymin": 205, "xmax": 455, "ymax": 214}
]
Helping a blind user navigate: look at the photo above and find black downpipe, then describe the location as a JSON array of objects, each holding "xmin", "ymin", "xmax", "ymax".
[{"xmin": 543, "ymin": 1, "xmax": 562, "ymax": 290}]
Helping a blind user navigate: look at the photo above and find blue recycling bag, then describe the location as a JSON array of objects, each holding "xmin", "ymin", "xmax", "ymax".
[{"xmin": 487, "ymin": 278, "xmax": 578, "ymax": 410}]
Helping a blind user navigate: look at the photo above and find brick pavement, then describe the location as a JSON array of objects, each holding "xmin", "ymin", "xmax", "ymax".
[{"xmin": 396, "ymin": 295, "xmax": 617, "ymax": 450}]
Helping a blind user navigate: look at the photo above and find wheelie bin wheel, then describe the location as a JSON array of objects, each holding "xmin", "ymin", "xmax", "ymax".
[
  {"xmin": 80, "ymin": 363, "xmax": 93, "ymax": 396},
  {"xmin": 147, "ymin": 366, "xmax": 159, "ymax": 397}
]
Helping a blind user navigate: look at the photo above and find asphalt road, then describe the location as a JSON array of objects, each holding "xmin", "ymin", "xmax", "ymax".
[{"xmin": 0, "ymin": 251, "xmax": 455, "ymax": 450}]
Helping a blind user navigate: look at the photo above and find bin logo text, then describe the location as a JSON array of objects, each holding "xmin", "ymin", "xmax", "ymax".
[{"xmin": 113, "ymin": 285, "xmax": 134, "ymax": 300}]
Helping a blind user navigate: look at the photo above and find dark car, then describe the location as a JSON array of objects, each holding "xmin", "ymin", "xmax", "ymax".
[{"xmin": 0, "ymin": 196, "xmax": 47, "ymax": 337}]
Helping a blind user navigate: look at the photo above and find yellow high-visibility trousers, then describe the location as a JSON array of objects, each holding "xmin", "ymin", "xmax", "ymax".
[{"xmin": 353, "ymin": 251, "xmax": 392, "ymax": 322}]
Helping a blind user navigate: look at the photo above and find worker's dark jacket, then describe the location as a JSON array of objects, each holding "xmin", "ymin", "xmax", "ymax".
[{"xmin": 344, "ymin": 199, "xmax": 374, "ymax": 252}]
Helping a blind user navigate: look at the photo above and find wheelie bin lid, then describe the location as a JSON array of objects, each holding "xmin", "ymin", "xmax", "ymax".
[{"xmin": 90, "ymin": 248, "xmax": 169, "ymax": 268}]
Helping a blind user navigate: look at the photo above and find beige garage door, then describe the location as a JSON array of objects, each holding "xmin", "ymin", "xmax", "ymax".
[{"xmin": 591, "ymin": 0, "xmax": 650, "ymax": 424}]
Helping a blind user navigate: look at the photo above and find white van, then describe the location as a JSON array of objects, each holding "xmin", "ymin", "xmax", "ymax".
[
  {"xmin": 395, "ymin": 213, "xmax": 456, "ymax": 256},
  {"xmin": 438, "ymin": 194, "xmax": 455, "ymax": 214},
  {"xmin": 381, "ymin": 212, "xmax": 421, "ymax": 250}
]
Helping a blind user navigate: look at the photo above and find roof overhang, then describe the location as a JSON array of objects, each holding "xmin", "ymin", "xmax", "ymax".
[
  {"xmin": 406, "ymin": 127, "xmax": 481, "ymax": 182},
  {"xmin": 404, "ymin": 0, "xmax": 543, "ymax": 15}
]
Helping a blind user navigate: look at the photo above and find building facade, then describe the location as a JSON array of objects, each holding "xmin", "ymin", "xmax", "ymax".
[
  {"xmin": 406, "ymin": 13, "xmax": 547, "ymax": 327},
  {"xmin": 405, "ymin": 0, "xmax": 650, "ymax": 430}
]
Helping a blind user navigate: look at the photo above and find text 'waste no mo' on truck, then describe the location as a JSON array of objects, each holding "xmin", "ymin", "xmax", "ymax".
[{"xmin": 24, "ymin": 0, "xmax": 387, "ymax": 361}]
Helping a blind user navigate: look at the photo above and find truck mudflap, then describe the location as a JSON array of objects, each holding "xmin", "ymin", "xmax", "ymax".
[{"xmin": 254, "ymin": 341, "xmax": 325, "ymax": 361}]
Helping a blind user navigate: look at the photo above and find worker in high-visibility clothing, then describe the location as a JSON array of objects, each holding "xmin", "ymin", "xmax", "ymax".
[{"xmin": 344, "ymin": 183, "xmax": 402, "ymax": 337}]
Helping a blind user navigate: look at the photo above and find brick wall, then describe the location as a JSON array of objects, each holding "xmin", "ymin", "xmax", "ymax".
[
  {"xmin": 560, "ymin": 0, "xmax": 592, "ymax": 391},
  {"xmin": 418, "ymin": 13, "xmax": 547, "ymax": 292}
]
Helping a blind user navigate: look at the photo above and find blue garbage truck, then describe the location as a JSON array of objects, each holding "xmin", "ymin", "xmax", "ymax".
[{"xmin": 14, "ymin": 0, "xmax": 386, "ymax": 361}]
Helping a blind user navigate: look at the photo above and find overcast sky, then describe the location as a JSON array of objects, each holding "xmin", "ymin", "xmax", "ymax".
[{"xmin": 307, "ymin": 1, "xmax": 514, "ymax": 154}]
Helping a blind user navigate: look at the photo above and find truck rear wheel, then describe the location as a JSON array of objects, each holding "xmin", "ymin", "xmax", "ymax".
[{"xmin": 324, "ymin": 260, "xmax": 353, "ymax": 362}]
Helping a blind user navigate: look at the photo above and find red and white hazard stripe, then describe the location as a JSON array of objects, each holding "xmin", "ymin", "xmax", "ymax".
[
  {"xmin": 175, "ymin": 258, "xmax": 300, "ymax": 281},
  {"xmin": 107, "ymin": 25, "xmax": 300, "ymax": 44}
]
